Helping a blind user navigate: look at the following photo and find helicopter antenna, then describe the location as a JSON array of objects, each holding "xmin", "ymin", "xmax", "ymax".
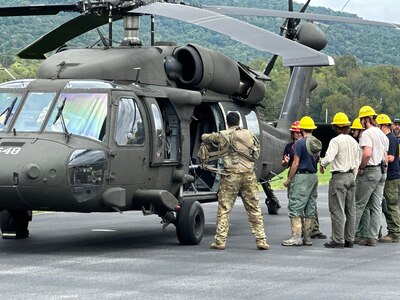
[{"xmin": 325, "ymin": 0, "xmax": 352, "ymax": 33}]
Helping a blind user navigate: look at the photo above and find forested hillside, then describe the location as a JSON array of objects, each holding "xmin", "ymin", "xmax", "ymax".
[
  {"xmin": 0, "ymin": 0, "xmax": 399, "ymax": 121},
  {"xmin": 0, "ymin": 0, "xmax": 399, "ymax": 66}
]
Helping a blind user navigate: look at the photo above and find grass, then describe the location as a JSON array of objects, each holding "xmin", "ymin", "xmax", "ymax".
[{"xmin": 269, "ymin": 165, "xmax": 332, "ymax": 190}]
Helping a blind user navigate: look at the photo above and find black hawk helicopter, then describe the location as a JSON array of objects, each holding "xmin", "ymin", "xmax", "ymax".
[{"xmin": 0, "ymin": 0, "xmax": 397, "ymax": 244}]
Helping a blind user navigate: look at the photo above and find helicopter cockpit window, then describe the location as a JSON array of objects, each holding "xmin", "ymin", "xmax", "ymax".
[
  {"xmin": 13, "ymin": 92, "xmax": 56, "ymax": 132},
  {"xmin": 115, "ymin": 98, "xmax": 144, "ymax": 146},
  {"xmin": 0, "ymin": 92, "xmax": 23, "ymax": 131},
  {"xmin": 44, "ymin": 93, "xmax": 107, "ymax": 140},
  {"xmin": 245, "ymin": 111, "xmax": 260, "ymax": 135}
]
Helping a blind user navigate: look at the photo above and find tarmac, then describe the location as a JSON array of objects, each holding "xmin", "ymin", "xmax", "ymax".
[{"xmin": 0, "ymin": 185, "xmax": 399, "ymax": 299}]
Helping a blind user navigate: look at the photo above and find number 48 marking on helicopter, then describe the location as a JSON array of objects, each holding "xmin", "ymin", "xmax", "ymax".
[{"xmin": 0, "ymin": 147, "xmax": 21, "ymax": 155}]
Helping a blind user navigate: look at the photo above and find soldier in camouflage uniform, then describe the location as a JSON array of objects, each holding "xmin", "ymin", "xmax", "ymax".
[{"xmin": 201, "ymin": 112, "xmax": 269, "ymax": 250}]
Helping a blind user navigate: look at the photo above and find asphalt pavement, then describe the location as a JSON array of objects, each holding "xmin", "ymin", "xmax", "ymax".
[{"xmin": 1, "ymin": 185, "xmax": 400, "ymax": 299}]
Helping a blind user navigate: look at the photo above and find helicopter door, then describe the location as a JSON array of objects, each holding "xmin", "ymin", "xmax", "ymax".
[
  {"xmin": 147, "ymin": 97, "xmax": 180, "ymax": 166},
  {"xmin": 110, "ymin": 96, "xmax": 147, "ymax": 185},
  {"xmin": 188, "ymin": 103, "xmax": 225, "ymax": 192}
]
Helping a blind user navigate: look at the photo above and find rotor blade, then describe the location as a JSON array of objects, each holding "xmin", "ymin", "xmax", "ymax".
[
  {"xmin": 202, "ymin": 5, "xmax": 400, "ymax": 29},
  {"xmin": 17, "ymin": 14, "xmax": 122, "ymax": 59},
  {"xmin": 0, "ymin": 4, "xmax": 79, "ymax": 16},
  {"xmin": 131, "ymin": 3, "xmax": 334, "ymax": 68}
]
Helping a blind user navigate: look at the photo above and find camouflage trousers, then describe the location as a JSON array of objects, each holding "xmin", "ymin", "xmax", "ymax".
[{"xmin": 214, "ymin": 172, "xmax": 266, "ymax": 244}]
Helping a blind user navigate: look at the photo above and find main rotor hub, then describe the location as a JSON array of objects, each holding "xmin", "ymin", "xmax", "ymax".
[{"xmin": 122, "ymin": 15, "xmax": 141, "ymax": 45}]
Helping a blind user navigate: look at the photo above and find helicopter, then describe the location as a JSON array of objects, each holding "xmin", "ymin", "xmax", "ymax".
[{"xmin": 0, "ymin": 0, "xmax": 397, "ymax": 245}]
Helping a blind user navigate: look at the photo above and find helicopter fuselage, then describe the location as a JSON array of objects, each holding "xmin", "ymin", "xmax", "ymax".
[{"xmin": 0, "ymin": 78, "xmax": 287, "ymax": 215}]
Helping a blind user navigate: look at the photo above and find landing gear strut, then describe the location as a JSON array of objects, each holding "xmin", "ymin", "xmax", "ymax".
[
  {"xmin": 0, "ymin": 210, "xmax": 32, "ymax": 239},
  {"xmin": 176, "ymin": 199, "xmax": 204, "ymax": 245}
]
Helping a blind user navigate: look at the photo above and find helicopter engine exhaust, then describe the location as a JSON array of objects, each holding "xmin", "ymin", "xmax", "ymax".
[{"xmin": 172, "ymin": 44, "xmax": 241, "ymax": 95}]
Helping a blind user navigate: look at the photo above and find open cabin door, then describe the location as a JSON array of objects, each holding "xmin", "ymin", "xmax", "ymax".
[{"xmin": 187, "ymin": 103, "xmax": 225, "ymax": 195}]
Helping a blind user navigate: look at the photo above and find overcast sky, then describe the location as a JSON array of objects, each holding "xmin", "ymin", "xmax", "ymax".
[{"xmin": 297, "ymin": 0, "xmax": 399, "ymax": 24}]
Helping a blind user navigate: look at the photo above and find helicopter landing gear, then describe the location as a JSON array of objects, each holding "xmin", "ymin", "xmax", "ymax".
[
  {"xmin": 266, "ymin": 199, "xmax": 281, "ymax": 215},
  {"xmin": 261, "ymin": 182, "xmax": 281, "ymax": 215},
  {"xmin": 176, "ymin": 199, "xmax": 204, "ymax": 245},
  {"xmin": 0, "ymin": 210, "xmax": 32, "ymax": 239}
]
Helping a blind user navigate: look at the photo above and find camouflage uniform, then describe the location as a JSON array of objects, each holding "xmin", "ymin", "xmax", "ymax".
[{"xmin": 202, "ymin": 125, "xmax": 267, "ymax": 248}]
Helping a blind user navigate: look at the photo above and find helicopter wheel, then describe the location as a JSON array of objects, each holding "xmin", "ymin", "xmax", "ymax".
[
  {"xmin": 267, "ymin": 200, "xmax": 280, "ymax": 215},
  {"xmin": 176, "ymin": 200, "xmax": 204, "ymax": 245},
  {"xmin": 0, "ymin": 210, "xmax": 31, "ymax": 239}
]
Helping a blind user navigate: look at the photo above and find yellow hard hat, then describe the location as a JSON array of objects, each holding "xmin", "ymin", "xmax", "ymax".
[
  {"xmin": 298, "ymin": 116, "xmax": 317, "ymax": 130},
  {"xmin": 358, "ymin": 105, "xmax": 377, "ymax": 118},
  {"xmin": 350, "ymin": 117, "xmax": 364, "ymax": 130},
  {"xmin": 376, "ymin": 113, "xmax": 393, "ymax": 125},
  {"xmin": 331, "ymin": 112, "xmax": 351, "ymax": 126}
]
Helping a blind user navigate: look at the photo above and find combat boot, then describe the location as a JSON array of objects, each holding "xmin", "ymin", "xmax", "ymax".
[
  {"xmin": 256, "ymin": 238, "xmax": 270, "ymax": 250},
  {"xmin": 379, "ymin": 235, "xmax": 399, "ymax": 243},
  {"xmin": 282, "ymin": 217, "xmax": 303, "ymax": 246},
  {"xmin": 303, "ymin": 218, "xmax": 313, "ymax": 246},
  {"xmin": 210, "ymin": 241, "xmax": 226, "ymax": 250}
]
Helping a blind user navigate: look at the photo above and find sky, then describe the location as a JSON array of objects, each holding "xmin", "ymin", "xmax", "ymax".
[{"xmin": 297, "ymin": 0, "xmax": 400, "ymax": 24}]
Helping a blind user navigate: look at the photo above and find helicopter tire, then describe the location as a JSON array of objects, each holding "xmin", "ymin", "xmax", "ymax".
[
  {"xmin": 0, "ymin": 210, "xmax": 31, "ymax": 239},
  {"xmin": 267, "ymin": 200, "xmax": 280, "ymax": 215},
  {"xmin": 176, "ymin": 200, "xmax": 204, "ymax": 245}
]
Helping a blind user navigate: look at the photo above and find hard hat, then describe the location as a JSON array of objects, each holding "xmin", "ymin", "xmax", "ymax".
[
  {"xmin": 298, "ymin": 116, "xmax": 317, "ymax": 130},
  {"xmin": 350, "ymin": 117, "xmax": 364, "ymax": 130},
  {"xmin": 376, "ymin": 114, "xmax": 393, "ymax": 125},
  {"xmin": 358, "ymin": 105, "xmax": 377, "ymax": 118},
  {"xmin": 331, "ymin": 112, "xmax": 351, "ymax": 126},
  {"xmin": 289, "ymin": 121, "xmax": 301, "ymax": 132}
]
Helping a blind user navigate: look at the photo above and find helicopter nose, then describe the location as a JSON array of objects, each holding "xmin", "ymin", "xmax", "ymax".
[{"xmin": 24, "ymin": 163, "xmax": 42, "ymax": 180}]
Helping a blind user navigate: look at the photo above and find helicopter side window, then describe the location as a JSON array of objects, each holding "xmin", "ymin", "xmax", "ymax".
[
  {"xmin": 244, "ymin": 111, "xmax": 261, "ymax": 136},
  {"xmin": 115, "ymin": 98, "xmax": 144, "ymax": 146},
  {"xmin": 13, "ymin": 92, "xmax": 55, "ymax": 132},
  {"xmin": 0, "ymin": 92, "xmax": 23, "ymax": 131},
  {"xmin": 151, "ymin": 103, "xmax": 164, "ymax": 158},
  {"xmin": 44, "ymin": 93, "xmax": 107, "ymax": 140}
]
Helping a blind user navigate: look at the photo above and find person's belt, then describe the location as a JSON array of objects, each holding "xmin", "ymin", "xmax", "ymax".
[
  {"xmin": 332, "ymin": 169, "xmax": 353, "ymax": 175},
  {"xmin": 366, "ymin": 164, "xmax": 380, "ymax": 168},
  {"xmin": 296, "ymin": 169, "xmax": 316, "ymax": 174}
]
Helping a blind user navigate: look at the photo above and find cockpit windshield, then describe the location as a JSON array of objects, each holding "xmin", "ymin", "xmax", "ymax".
[
  {"xmin": 8, "ymin": 91, "xmax": 108, "ymax": 141},
  {"xmin": 0, "ymin": 92, "xmax": 24, "ymax": 131},
  {"xmin": 44, "ymin": 93, "xmax": 108, "ymax": 141},
  {"xmin": 13, "ymin": 92, "xmax": 56, "ymax": 132}
]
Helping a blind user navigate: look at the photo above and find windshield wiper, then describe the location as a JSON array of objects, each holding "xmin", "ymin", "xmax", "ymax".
[
  {"xmin": 0, "ymin": 97, "xmax": 17, "ymax": 126},
  {"xmin": 53, "ymin": 97, "xmax": 71, "ymax": 141}
]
